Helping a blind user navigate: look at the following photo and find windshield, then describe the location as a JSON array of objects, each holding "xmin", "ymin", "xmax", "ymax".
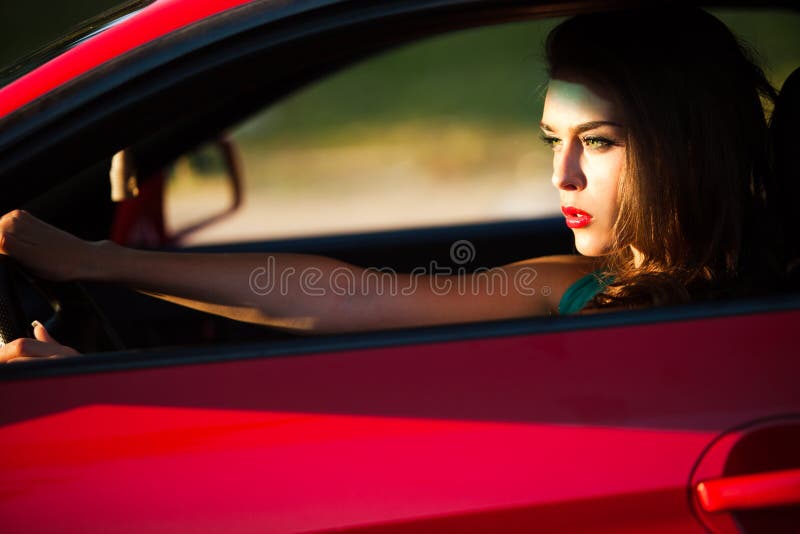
[{"xmin": 0, "ymin": 0, "xmax": 156, "ymax": 88}]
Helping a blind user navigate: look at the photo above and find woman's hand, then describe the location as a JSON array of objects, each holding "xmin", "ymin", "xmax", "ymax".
[
  {"xmin": 0, "ymin": 209, "xmax": 97, "ymax": 281},
  {"xmin": 0, "ymin": 321, "xmax": 79, "ymax": 363}
]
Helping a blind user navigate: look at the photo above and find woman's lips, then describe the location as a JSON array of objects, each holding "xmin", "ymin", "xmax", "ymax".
[{"xmin": 561, "ymin": 206, "xmax": 593, "ymax": 229}]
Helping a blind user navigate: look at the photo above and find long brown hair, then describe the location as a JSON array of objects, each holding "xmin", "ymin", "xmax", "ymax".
[{"xmin": 545, "ymin": 8, "xmax": 785, "ymax": 309}]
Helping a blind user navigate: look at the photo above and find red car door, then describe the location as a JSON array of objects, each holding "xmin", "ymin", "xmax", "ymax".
[{"xmin": 1, "ymin": 307, "xmax": 798, "ymax": 532}]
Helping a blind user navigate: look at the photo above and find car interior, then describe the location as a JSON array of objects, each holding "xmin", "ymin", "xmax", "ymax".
[{"xmin": 0, "ymin": 2, "xmax": 798, "ymax": 363}]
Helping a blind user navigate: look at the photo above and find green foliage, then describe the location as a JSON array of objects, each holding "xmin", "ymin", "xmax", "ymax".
[
  {"xmin": 236, "ymin": 19, "xmax": 561, "ymax": 145},
  {"xmin": 713, "ymin": 8, "xmax": 800, "ymax": 89}
]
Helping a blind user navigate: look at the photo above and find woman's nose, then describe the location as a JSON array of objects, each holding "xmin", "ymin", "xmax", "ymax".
[{"xmin": 551, "ymin": 140, "xmax": 586, "ymax": 191}]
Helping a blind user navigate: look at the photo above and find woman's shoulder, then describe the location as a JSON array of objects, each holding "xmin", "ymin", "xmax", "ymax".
[
  {"xmin": 501, "ymin": 254, "xmax": 602, "ymax": 314},
  {"xmin": 512, "ymin": 254, "xmax": 599, "ymax": 267}
]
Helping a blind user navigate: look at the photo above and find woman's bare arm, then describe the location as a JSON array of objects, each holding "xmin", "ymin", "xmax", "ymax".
[
  {"xmin": 0, "ymin": 210, "xmax": 593, "ymax": 334},
  {"xmin": 84, "ymin": 243, "xmax": 591, "ymax": 333}
]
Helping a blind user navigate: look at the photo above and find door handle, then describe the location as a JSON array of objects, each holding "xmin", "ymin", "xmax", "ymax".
[{"xmin": 696, "ymin": 467, "xmax": 800, "ymax": 513}]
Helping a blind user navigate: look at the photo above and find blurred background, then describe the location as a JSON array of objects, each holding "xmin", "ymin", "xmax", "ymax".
[{"xmin": 3, "ymin": 2, "xmax": 800, "ymax": 245}]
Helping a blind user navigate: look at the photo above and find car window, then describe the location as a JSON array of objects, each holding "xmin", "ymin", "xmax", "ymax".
[
  {"xmin": 165, "ymin": 18, "xmax": 563, "ymax": 245},
  {"xmin": 164, "ymin": 9, "xmax": 800, "ymax": 247}
]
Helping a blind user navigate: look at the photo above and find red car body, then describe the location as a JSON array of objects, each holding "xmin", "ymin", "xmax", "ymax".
[
  {"xmin": 0, "ymin": 1, "xmax": 798, "ymax": 532},
  {"xmin": 0, "ymin": 0, "xmax": 252, "ymax": 119}
]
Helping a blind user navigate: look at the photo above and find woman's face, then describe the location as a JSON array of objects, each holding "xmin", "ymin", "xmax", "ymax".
[{"xmin": 540, "ymin": 76, "xmax": 626, "ymax": 257}]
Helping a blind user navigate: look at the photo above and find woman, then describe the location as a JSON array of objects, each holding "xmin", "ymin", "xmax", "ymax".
[{"xmin": 0, "ymin": 8, "xmax": 790, "ymax": 361}]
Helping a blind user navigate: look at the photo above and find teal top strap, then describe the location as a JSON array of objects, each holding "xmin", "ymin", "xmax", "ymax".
[{"xmin": 558, "ymin": 270, "xmax": 610, "ymax": 315}]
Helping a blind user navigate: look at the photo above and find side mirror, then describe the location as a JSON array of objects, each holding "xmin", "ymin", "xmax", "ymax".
[
  {"xmin": 109, "ymin": 139, "xmax": 243, "ymax": 248},
  {"xmin": 163, "ymin": 138, "xmax": 243, "ymax": 245}
]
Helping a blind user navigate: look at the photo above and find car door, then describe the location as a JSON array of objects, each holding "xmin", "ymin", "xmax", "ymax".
[{"xmin": 1, "ymin": 300, "xmax": 798, "ymax": 532}]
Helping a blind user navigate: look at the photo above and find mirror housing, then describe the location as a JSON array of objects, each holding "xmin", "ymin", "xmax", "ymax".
[{"xmin": 109, "ymin": 139, "xmax": 242, "ymax": 248}]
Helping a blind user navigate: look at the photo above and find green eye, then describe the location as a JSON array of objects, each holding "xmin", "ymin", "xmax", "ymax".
[
  {"xmin": 540, "ymin": 134, "xmax": 562, "ymax": 150},
  {"xmin": 582, "ymin": 136, "xmax": 614, "ymax": 149}
]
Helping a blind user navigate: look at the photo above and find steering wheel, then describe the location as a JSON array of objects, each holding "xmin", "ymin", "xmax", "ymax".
[{"xmin": 0, "ymin": 255, "xmax": 124, "ymax": 353}]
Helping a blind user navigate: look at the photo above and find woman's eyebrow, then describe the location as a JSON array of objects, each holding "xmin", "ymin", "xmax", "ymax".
[{"xmin": 539, "ymin": 120, "xmax": 624, "ymax": 134}]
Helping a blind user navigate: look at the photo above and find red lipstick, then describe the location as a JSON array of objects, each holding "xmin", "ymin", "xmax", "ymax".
[{"xmin": 561, "ymin": 206, "xmax": 593, "ymax": 229}]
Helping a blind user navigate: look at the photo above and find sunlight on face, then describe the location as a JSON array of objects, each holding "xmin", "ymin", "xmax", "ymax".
[{"xmin": 540, "ymin": 77, "xmax": 626, "ymax": 257}]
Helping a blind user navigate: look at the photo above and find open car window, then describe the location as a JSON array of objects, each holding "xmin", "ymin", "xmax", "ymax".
[
  {"xmin": 164, "ymin": 18, "xmax": 562, "ymax": 245},
  {"xmin": 161, "ymin": 8, "xmax": 800, "ymax": 247}
]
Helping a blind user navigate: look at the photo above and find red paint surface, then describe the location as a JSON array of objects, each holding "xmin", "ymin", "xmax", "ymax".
[
  {"xmin": 1, "ymin": 309, "xmax": 798, "ymax": 532},
  {"xmin": 0, "ymin": 405, "xmax": 711, "ymax": 533},
  {"xmin": 0, "ymin": 0, "xmax": 256, "ymax": 119}
]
